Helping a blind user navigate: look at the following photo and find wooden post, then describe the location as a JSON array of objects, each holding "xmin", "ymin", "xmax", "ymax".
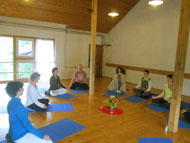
[
  {"xmin": 13, "ymin": 38, "xmax": 16, "ymax": 80},
  {"xmin": 89, "ymin": 0, "xmax": 97, "ymax": 95},
  {"xmin": 168, "ymin": 0, "xmax": 190, "ymax": 133}
]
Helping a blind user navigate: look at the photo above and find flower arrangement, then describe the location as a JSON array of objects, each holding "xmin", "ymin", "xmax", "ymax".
[{"xmin": 105, "ymin": 95, "xmax": 119, "ymax": 112}]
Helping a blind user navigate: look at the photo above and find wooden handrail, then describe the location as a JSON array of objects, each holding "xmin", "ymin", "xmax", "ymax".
[{"xmin": 105, "ymin": 63, "xmax": 190, "ymax": 79}]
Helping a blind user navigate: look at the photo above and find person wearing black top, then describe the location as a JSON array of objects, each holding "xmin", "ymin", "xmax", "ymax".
[{"xmin": 48, "ymin": 67, "xmax": 67, "ymax": 96}]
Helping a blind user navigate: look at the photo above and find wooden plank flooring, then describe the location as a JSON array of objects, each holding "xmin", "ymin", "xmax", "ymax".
[{"xmin": 0, "ymin": 78, "xmax": 190, "ymax": 143}]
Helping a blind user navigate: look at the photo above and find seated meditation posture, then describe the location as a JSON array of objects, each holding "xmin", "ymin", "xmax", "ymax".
[
  {"xmin": 69, "ymin": 64, "xmax": 89, "ymax": 90},
  {"xmin": 48, "ymin": 67, "xmax": 67, "ymax": 96},
  {"xmin": 133, "ymin": 70, "xmax": 152, "ymax": 98},
  {"xmin": 5, "ymin": 81, "xmax": 52, "ymax": 143},
  {"xmin": 108, "ymin": 67, "xmax": 126, "ymax": 94},
  {"xmin": 152, "ymin": 74, "xmax": 173, "ymax": 105},
  {"xmin": 26, "ymin": 72, "xmax": 49, "ymax": 112}
]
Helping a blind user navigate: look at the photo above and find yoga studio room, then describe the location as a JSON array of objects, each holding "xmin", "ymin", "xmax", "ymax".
[{"xmin": 0, "ymin": 0, "xmax": 190, "ymax": 142}]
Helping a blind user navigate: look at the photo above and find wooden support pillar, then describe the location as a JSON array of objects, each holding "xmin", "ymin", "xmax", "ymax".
[
  {"xmin": 168, "ymin": 0, "xmax": 190, "ymax": 133},
  {"xmin": 89, "ymin": 0, "xmax": 97, "ymax": 95}
]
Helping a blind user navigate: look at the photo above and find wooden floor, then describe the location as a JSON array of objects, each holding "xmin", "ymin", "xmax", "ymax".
[{"xmin": 0, "ymin": 78, "xmax": 190, "ymax": 143}]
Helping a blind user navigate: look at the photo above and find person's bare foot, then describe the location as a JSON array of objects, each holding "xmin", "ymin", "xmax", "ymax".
[{"xmin": 116, "ymin": 90, "xmax": 121, "ymax": 94}]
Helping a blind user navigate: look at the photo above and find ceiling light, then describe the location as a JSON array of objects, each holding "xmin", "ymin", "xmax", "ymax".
[
  {"xmin": 148, "ymin": 0, "xmax": 163, "ymax": 6},
  {"xmin": 108, "ymin": 12, "xmax": 119, "ymax": 17}
]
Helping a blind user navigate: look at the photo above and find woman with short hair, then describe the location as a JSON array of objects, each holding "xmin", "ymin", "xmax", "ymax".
[{"xmin": 5, "ymin": 81, "xmax": 52, "ymax": 143}]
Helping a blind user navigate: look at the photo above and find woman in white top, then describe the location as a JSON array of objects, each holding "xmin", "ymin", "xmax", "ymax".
[{"xmin": 26, "ymin": 72, "xmax": 49, "ymax": 112}]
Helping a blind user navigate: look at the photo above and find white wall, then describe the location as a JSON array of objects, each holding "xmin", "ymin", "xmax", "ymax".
[
  {"xmin": 64, "ymin": 31, "xmax": 103, "ymax": 78},
  {"xmin": 103, "ymin": 0, "xmax": 190, "ymax": 96},
  {"xmin": 0, "ymin": 16, "xmax": 104, "ymax": 80}
]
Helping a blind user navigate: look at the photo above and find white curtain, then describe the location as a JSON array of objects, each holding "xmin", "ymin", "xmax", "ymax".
[{"xmin": 35, "ymin": 39, "xmax": 55, "ymax": 82}]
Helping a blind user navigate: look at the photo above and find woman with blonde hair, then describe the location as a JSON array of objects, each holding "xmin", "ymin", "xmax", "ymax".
[{"xmin": 26, "ymin": 72, "xmax": 49, "ymax": 112}]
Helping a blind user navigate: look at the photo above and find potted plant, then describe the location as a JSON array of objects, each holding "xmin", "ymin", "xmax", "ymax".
[{"xmin": 106, "ymin": 95, "xmax": 119, "ymax": 113}]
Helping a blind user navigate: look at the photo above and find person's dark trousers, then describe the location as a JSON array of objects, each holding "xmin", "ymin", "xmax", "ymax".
[
  {"xmin": 152, "ymin": 98, "xmax": 167, "ymax": 105},
  {"xmin": 141, "ymin": 91, "xmax": 151, "ymax": 99},
  {"xmin": 27, "ymin": 99, "xmax": 49, "ymax": 112},
  {"xmin": 183, "ymin": 112, "xmax": 190, "ymax": 121},
  {"xmin": 133, "ymin": 88, "xmax": 143, "ymax": 96},
  {"xmin": 133, "ymin": 88, "xmax": 151, "ymax": 98},
  {"xmin": 70, "ymin": 82, "xmax": 89, "ymax": 90}
]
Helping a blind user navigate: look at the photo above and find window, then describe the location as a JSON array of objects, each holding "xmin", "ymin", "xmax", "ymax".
[
  {"xmin": 0, "ymin": 36, "xmax": 55, "ymax": 82},
  {"xmin": 17, "ymin": 62, "xmax": 33, "ymax": 79},
  {"xmin": 0, "ymin": 36, "xmax": 14, "ymax": 81},
  {"xmin": 16, "ymin": 38, "xmax": 35, "ymax": 80},
  {"xmin": 16, "ymin": 38, "xmax": 34, "ymax": 57}
]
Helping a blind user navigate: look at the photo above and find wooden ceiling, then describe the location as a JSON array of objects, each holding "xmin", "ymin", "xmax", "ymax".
[{"xmin": 0, "ymin": 0, "xmax": 139, "ymax": 33}]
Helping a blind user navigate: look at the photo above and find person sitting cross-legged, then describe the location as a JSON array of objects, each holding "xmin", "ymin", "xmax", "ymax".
[
  {"xmin": 48, "ymin": 67, "xmax": 67, "ymax": 96},
  {"xmin": 26, "ymin": 72, "xmax": 49, "ymax": 112},
  {"xmin": 108, "ymin": 67, "xmax": 127, "ymax": 94},
  {"xmin": 69, "ymin": 64, "xmax": 89, "ymax": 90},
  {"xmin": 152, "ymin": 74, "xmax": 173, "ymax": 105},
  {"xmin": 133, "ymin": 70, "xmax": 151, "ymax": 98},
  {"xmin": 5, "ymin": 81, "xmax": 52, "ymax": 143}
]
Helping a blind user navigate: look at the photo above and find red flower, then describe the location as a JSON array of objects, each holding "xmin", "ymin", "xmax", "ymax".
[{"xmin": 112, "ymin": 99, "xmax": 115, "ymax": 103}]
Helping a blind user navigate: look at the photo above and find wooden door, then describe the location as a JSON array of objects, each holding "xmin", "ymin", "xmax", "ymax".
[{"xmin": 89, "ymin": 45, "xmax": 103, "ymax": 78}]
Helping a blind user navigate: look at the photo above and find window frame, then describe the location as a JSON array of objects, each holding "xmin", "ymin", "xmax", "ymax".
[{"xmin": 0, "ymin": 34, "xmax": 55, "ymax": 83}]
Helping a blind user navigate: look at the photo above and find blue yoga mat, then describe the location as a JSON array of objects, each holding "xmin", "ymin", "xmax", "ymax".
[
  {"xmin": 0, "ymin": 105, "xmax": 7, "ymax": 114},
  {"xmin": 123, "ymin": 95, "xmax": 146, "ymax": 103},
  {"xmin": 72, "ymin": 90, "xmax": 88, "ymax": 94},
  {"xmin": 166, "ymin": 116, "xmax": 190, "ymax": 129},
  {"xmin": 53, "ymin": 93, "xmax": 78, "ymax": 100},
  {"xmin": 145, "ymin": 101, "xmax": 190, "ymax": 112},
  {"xmin": 27, "ymin": 103, "xmax": 73, "ymax": 113},
  {"xmin": 0, "ymin": 140, "xmax": 7, "ymax": 143},
  {"xmin": 39, "ymin": 88, "xmax": 48, "ymax": 94},
  {"xmin": 38, "ymin": 119, "xmax": 86, "ymax": 142},
  {"xmin": 123, "ymin": 93, "xmax": 158, "ymax": 103},
  {"xmin": 145, "ymin": 104, "xmax": 169, "ymax": 112},
  {"xmin": 102, "ymin": 91, "xmax": 124, "ymax": 98},
  {"xmin": 181, "ymin": 101, "xmax": 190, "ymax": 109},
  {"xmin": 137, "ymin": 138, "xmax": 174, "ymax": 143}
]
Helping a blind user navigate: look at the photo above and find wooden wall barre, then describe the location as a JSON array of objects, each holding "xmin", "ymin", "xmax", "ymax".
[{"xmin": 105, "ymin": 63, "xmax": 190, "ymax": 79}]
